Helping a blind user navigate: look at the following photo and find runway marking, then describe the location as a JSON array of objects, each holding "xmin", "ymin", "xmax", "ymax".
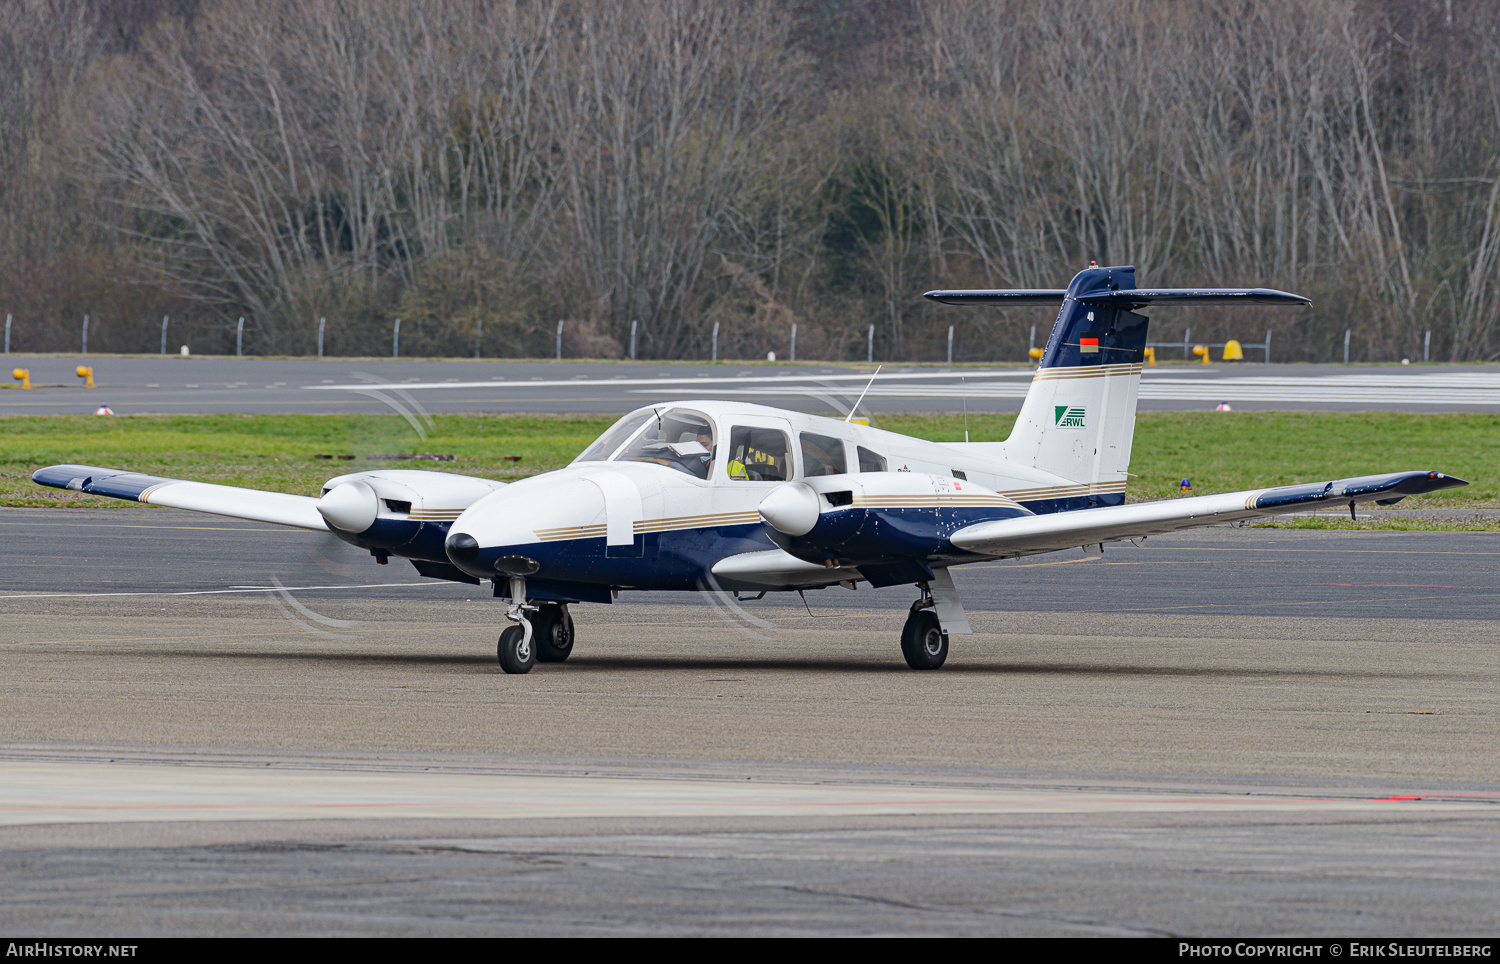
[
  {"xmin": 0, "ymin": 759, "xmax": 1487, "ymax": 827},
  {"xmin": 0, "ymin": 582, "xmax": 439, "ymax": 599},
  {"xmin": 1077, "ymin": 589, "xmax": 1483, "ymax": 615},
  {"xmin": 1373, "ymin": 793, "xmax": 1500, "ymax": 801},
  {"xmin": 971, "ymin": 556, "xmax": 1104, "ymax": 570},
  {"xmin": 0, "ymin": 520, "xmax": 296, "ymax": 532},
  {"xmin": 8, "ymin": 631, "xmax": 362, "ymax": 646},
  {"xmin": 305, "ymin": 370, "xmax": 1034, "ymax": 392}
]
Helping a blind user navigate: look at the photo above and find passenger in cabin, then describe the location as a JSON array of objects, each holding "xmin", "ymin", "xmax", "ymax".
[{"xmin": 726, "ymin": 426, "xmax": 789, "ymax": 482}]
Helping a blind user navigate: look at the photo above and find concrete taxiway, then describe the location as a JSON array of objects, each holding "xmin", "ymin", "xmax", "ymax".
[
  {"xmin": 1, "ymin": 507, "xmax": 1498, "ymax": 934},
  {"xmin": 6, "ymin": 355, "xmax": 1500, "ymax": 416}
]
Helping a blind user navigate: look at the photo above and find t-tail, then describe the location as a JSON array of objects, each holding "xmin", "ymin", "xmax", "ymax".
[{"xmin": 925, "ymin": 265, "xmax": 1310, "ymax": 512}]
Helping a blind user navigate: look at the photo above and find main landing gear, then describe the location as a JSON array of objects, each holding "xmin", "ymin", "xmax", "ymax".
[
  {"xmin": 496, "ymin": 575, "xmax": 575, "ymax": 674},
  {"xmin": 900, "ymin": 583, "xmax": 948, "ymax": 670}
]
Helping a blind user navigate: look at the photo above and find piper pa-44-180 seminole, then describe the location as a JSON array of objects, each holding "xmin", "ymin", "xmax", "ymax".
[{"xmin": 33, "ymin": 264, "xmax": 1466, "ymax": 673}]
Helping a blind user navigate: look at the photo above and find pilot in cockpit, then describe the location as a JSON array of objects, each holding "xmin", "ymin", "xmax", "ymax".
[{"xmin": 616, "ymin": 410, "xmax": 716, "ymax": 480}]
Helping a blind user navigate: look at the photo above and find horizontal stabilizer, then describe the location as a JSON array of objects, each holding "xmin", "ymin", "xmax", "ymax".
[
  {"xmin": 923, "ymin": 289, "xmax": 1067, "ymax": 306},
  {"xmin": 924, "ymin": 286, "xmax": 1310, "ymax": 308},
  {"xmin": 32, "ymin": 464, "xmax": 328, "ymax": 531},
  {"xmin": 950, "ymin": 471, "xmax": 1464, "ymax": 558}
]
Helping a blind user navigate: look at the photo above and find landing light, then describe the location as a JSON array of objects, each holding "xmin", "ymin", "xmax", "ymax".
[{"xmin": 494, "ymin": 555, "xmax": 540, "ymax": 576}]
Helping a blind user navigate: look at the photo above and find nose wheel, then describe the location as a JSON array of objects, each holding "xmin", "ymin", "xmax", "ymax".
[
  {"xmin": 497, "ymin": 622, "xmax": 535, "ymax": 674},
  {"xmin": 900, "ymin": 586, "xmax": 948, "ymax": 670}
]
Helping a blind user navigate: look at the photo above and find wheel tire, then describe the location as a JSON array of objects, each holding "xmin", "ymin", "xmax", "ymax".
[
  {"xmin": 533, "ymin": 604, "xmax": 575, "ymax": 663},
  {"xmin": 900, "ymin": 608, "xmax": 948, "ymax": 670},
  {"xmin": 497, "ymin": 623, "xmax": 535, "ymax": 674}
]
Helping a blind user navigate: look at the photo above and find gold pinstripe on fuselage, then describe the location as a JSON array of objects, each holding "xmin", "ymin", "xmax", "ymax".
[{"xmin": 407, "ymin": 509, "xmax": 465, "ymax": 521}]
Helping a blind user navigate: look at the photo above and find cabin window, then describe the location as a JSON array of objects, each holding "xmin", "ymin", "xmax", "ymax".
[
  {"xmin": 726, "ymin": 426, "xmax": 790, "ymax": 482},
  {"xmin": 574, "ymin": 409, "xmax": 655, "ymax": 463},
  {"xmin": 615, "ymin": 409, "xmax": 716, "ymax": 480},
  {"xmin": 857, "ymin": 446, "xmax": 887, "ymax": 472},
  {"xmin": 799, "ymin": 432, "xmax": 847, "ymax": 477}
]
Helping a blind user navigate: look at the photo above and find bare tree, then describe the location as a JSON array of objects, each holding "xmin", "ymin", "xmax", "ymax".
[{"xmin": 542, "ymin": 0, "xmax": 811, "ymax": 358}]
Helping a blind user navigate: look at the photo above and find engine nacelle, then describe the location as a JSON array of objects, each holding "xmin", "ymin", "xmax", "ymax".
[
  {"xmin": 317, "ymin": 469, "xmax": 505, "ymax": 562},
  {"xmin": 758, "ymin": 471, "xmax": 1030, "ymax": 580}
]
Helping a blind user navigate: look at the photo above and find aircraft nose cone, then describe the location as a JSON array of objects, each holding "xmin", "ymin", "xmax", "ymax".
[
  {"xmin": 445, "ymin": 531, "xmax": 480, "ymax": 564},
  {"xmin": 758, "ymin": 481, "xmax": 821, "ymax": 536},
  {"xmin": 317, "ymin": 480, "xmax": 378, "ymax": 533}
]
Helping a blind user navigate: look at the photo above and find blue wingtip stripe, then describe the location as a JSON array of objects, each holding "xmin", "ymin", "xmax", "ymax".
[{"xmin": 31, "ymin": 464, "xmax": 181, "ymax": 501}]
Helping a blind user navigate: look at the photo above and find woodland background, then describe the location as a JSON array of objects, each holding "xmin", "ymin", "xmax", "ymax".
[{"xmin": 3, "ymin": 0, "xmax": 1499, "ymax": 362}]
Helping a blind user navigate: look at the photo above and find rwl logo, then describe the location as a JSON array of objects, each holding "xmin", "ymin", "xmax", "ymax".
[{"xmin": 1053, "ymin": 405, "xmax": 1086, "ymax": 429}]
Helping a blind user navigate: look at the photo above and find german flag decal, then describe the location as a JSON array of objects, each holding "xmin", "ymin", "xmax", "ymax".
[{"xmin": 1079, "ymin": 333, "xmax": 1100, "ymax": 353}]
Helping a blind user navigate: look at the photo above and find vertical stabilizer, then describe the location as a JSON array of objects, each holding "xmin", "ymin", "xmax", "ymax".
[
  {"xmin": 925, "ymin": 267, "xmax": 1309, "ymax": 513},
  {"xmin": 1007, "ymin": 265, "xmax": 1147, "ymax": 509}
]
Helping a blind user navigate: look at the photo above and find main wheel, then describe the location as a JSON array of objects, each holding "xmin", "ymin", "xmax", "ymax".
[
  {"xmin": 532, "ymin": 604, "xmax": 575, "ymax": 663},
  {"xmin": 900, "ymin": 609, "xmax": 948, "ymax": 670},
  {"xmin": 497, "ymin": 623, "xmax": 535, "ymax": 674}
]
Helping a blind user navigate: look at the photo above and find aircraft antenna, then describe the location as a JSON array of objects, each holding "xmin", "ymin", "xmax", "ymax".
[{"xmin": 845, "ymin": 365, "xmax": 881, "ymax": 423}]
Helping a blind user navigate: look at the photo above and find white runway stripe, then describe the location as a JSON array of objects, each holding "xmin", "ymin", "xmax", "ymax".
[
  {"xmin": 657, "ymin": 372, "xmax": 1500, "ymax": 405},
  {"xmin": 308, "ymin": 367, "xmax": 1500, "ymax": 405},
  {"xmin": 306, "ymin": 369, "xmax": 1033, "ymax": 392}
]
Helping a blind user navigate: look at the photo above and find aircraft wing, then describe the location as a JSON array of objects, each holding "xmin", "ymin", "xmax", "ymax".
[
  {"xmin": 950, "ymin": 471, "xmax": 1465, "ymax": 558},
  {"xmin": 32, "ymin": 464, "xmax": 328, "ymax": 531}
]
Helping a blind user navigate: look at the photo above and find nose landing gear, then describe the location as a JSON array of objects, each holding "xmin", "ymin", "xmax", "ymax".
[
  {"xmin": 900, "ymin": 583, "xmax": 948, "ymax": 670},
  {"xmin": 495, "ymin": 577, "xmax": 576, "ymax": 673},
  {"xmin": 497, "ymin": 575, "xmax": 537, "ymax": 674}
]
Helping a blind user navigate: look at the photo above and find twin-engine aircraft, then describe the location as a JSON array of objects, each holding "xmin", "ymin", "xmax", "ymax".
[{"xmin": 34, "ymin": 264, "xmax": 1465, "ymax": 673}]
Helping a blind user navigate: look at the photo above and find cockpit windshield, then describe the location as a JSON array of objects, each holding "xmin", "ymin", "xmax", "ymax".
[
  {"xmin": 614, "ymin": 409, "xmax": 717, "ymax": 480},
  {"xmin": 573, "ymin": 409, "xmax": 655, "ymax": 463}
]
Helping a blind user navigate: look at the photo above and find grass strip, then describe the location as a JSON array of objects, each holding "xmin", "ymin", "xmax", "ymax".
[{"xmin": 2, "ymin": 411, "xmax": 1493, "ymax": 528}]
